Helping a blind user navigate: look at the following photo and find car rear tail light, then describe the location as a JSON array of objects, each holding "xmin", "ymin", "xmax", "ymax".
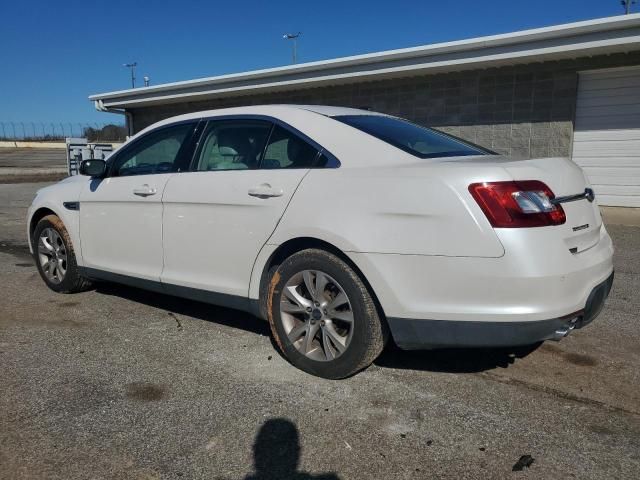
[{"xmin": 468, "ymin": 181, "xmax": 566, "ymax": 228}]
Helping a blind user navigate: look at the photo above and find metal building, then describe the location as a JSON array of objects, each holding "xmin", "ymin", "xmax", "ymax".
[{"xmin": 90, "ymin": 14, "xmax": 640, "ymax": 207}]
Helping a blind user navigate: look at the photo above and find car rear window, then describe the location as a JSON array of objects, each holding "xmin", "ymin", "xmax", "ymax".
[{"xmin": 334, "ymin": 115, "xmax": 490, "ymax": 159}]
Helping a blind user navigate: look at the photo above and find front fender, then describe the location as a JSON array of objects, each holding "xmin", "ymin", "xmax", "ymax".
[{"xmin": 27, "ymin": 177, "xmax": 85, "ymax": 264}]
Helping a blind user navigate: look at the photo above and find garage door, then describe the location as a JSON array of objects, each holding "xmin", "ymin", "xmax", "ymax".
[{"xmin": 573, "ymin": 66, "xmax": 640, "ymax": 207}]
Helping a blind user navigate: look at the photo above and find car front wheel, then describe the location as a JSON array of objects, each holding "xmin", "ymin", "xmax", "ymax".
[
  {"xmin": 267, "ymin": 248, "xmax": 387, "ymax": 379},
  {"xmin": 32, "ymin": 214, "xmax": 92, "ymax": 293}
]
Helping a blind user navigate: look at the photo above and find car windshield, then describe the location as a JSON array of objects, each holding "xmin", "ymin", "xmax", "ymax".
[{"xmin": 334, "ymin": 114, "xmax": 490, "ymax": 159}]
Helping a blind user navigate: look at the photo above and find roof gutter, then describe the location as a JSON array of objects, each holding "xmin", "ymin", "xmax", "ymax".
[{"xmin": 95, "ymin": 100, "xmax": 134, "ymax": 136}]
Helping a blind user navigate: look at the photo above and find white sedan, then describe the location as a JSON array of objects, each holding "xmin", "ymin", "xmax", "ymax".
[{"xmin": 27, "ymin": 105, "xmax": 614, "ymax": 378}]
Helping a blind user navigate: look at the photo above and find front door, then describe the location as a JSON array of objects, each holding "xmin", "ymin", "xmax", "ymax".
[
  {"xmin": 161, "ymin": 120, "xmax": 320, "ymax": 299},
  {"xmin": 79, "ymin": 122, "xmax": 197, "ymax": 280}
]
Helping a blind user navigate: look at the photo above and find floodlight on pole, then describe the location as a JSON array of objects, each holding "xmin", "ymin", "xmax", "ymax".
[
  {"xmin": 283, "ymin": 32, "xmax": 302, "ymax": 64},
  {"xmin": 622, "ymin": 0, "xmax": 636, "ymax": 14},
  {"xmin": 123, "ymin": 62, "xmax": 137, "ymax": 88}
]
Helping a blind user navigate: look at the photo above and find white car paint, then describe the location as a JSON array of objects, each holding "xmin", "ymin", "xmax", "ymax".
[
  {"xmin": 78, "ymin": 173, "xmax": 172, "ymax": 281},
  {"xmin": 27, "ymin": 105, "xmax": 614, "ymax": 350},
  {"xmin": 161, "ymin": 169, "xmax": 308, "ymax": 298}
]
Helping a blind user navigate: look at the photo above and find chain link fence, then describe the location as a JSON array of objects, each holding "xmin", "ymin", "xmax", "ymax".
[{"xmin": 0, "ymin": 121, "xmax": 127, "ymax": 142}]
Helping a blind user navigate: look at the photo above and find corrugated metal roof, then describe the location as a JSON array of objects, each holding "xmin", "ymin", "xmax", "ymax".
[{"xmin": 90, "ymin": 14, "xmax": 640, "ymax": 110}]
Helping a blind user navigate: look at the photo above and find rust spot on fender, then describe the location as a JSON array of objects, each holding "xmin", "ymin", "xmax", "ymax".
[
  {"xmin": 267, "ymin": 270, "xmax": 285, "ymax": 352},
  {"xmin": 43, "ymin": 214, "xmax": 76, "ymax": 257}
]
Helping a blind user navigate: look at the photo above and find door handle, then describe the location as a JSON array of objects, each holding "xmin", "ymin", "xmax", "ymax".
[
  {"xmin": 133, "ymin": 184, "xmax": 157, "ymax": 197},
  {"xmin": 248, "ymin": 183, "xmax": 284, "ymax": 198}
]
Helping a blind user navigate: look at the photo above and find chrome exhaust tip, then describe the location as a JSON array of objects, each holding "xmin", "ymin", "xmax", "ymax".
[{"xmin": 550, "ymin": 317, "xmax": 579, "ymax": 341}]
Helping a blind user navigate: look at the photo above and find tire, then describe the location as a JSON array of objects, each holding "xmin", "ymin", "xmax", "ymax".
[
  {"xmin": 32, "ymin": 214, "xmax": 92, "ymax": 293},
  {"xmin": 267, "ymin": 248, "xmax": 387, "ymax": 379}
]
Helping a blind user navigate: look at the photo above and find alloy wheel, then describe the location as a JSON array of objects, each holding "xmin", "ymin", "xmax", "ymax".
[
  {"xmin": 37, "ymin": 228, "xmax": 67, "ymax": 284},
  {"xmin": 279, "ymin": 270, "xmax": 354, "ymax": 361}
]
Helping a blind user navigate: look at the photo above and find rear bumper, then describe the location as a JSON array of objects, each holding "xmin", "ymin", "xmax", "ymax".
[
  {"xmin": 348, "ymin": 224, "xmax": 614, "ymax": 323},
  {"xmin": 388, "ymin": 272, "xmax": 614, "ymax": 350}
]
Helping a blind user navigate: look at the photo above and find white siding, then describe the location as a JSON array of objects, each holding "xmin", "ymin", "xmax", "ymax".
[{"xmin": 573, "ymin": 66, "xmax": 640, "ymax": 207}]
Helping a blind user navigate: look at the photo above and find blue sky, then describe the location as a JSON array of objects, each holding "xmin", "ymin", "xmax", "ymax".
[{"xmin": 0, "ymin": 0, "xmax": 633, "ymax": 124}]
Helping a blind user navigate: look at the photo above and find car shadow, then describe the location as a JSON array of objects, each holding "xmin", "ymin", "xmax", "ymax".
[
  {"xmin": 94, "ymin": 282, "xmax": 271, "ymax": 337},
  {"xmin": 374, "ymin": 342, "xmax": 542, "ymax": 373},
  {"xmin": 94, "ymin": 281, "xmax": 540, "ymax": 374}
]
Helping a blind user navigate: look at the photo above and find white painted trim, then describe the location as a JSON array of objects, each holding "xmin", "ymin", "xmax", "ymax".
[
  {"xmin": 578, "ymin": 64, "xmax": 640, "ymax": 75},
  {"xmin": 90, "ymin": 14, "xmax": 640, "ymax": 110}
]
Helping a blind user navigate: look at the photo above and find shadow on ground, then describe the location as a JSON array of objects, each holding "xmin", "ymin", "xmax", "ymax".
[
  {"xmin": 0, "ymin": 241, "xmax": 33, "ymax": 261},
  {"xmin": 95, "ymin": 282, "xmax": 271, "ymax": 337},
  {"xmin": 375, "ymin": 342, "xmax": 541, "ymax": 373},
  {"xmin": 96, "ymin": 281, "xmax": 540, "ymax": 374},
  {"xmin": 242, "ymin": 418, "xmax": 340, "ymax": 480}
]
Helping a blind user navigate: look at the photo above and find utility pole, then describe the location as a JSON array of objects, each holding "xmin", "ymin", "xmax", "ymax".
[
  {"xmin": 283, "ymin": 32, "xmax": 302, "ymax": 64},
  {"xmin": 622, "ymin": 0, "xmax": 636, "ymax": 14},
  {"xmin": 123, "ymin": 62, "xmax": 137, "ymax": 88}
]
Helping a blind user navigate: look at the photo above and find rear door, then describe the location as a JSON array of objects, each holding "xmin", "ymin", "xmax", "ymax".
[
  {"xmin": 161, "ymin": 120, "xmax": 319, "ymax": 298},
  {"xmin": 78, "ymin": 121, "xmax": 197, "ymax": 280}
]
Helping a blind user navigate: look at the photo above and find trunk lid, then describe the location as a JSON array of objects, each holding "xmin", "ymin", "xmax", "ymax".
[
  {"xmin": 499, "ymin": 156, "xmax": 602, "ymax": 253},
  {"xmin": 434, "ymin": 154, "xmax": 601, "ymax": 252}
]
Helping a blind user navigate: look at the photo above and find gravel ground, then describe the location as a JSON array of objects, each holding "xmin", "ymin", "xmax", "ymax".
[{"xmin": 1, "ymin": 182, "xmax": 639, "ymax": 479}]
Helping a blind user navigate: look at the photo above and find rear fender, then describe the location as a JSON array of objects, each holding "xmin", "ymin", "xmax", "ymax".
[{"xmin": 268, "ymin": 167, "xmax": 506, "ymax": 258}]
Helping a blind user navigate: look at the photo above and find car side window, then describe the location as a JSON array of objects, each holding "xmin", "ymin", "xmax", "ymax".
[
  {"xmin": 261, "ymin": 125, "xmax": 319, "ymax": 169},
  {"xmin": 111, "ymin": 123, "xmax": 193, "ymax": 177},
  {"xmin": 195, "ymin": 121, "xmax": 271, "ymax": 171}
]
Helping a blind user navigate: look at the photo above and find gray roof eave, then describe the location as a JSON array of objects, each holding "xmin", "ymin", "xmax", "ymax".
[{"xmin": 90, "ymin": 14, "xmax": 640, "ymax": 110}]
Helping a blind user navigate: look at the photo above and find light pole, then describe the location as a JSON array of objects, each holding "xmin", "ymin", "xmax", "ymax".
[
  {"xmin": 283, "ymin": 32, "xmax": 302, "ymax": 64},
  {"xmin": 123, "ymin": 62, "xmax": 137, "ymax": 88},
  {"xmin": 622, "ymin": 0, "xmax": 636, "ymax": 14}
]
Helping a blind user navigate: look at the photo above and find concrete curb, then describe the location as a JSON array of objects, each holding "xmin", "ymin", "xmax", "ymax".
[
  {"xmin": 0, "ymin": 167, "xmax": 67, "ymax": 175},
  {"xmin": 0, "ymin": 141, "xmax": 124, "ymax": 149},
  {"xmin": 601, "ymin": 206, "xmax": 640, "ymax": 227},
  {"xmin": 0, "ymin": 141, "xmax": 67, "ymax": 149}
]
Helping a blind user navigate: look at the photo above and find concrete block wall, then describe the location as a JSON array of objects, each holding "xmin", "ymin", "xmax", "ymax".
[{"xmin": 129, "ymin": 52, "xmax": 640, "ymax": 159}]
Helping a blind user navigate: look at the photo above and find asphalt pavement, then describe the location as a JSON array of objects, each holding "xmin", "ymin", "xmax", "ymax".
[
  {"xmin": 0, "ymin": 149, "xmax": 67, "ymax": 183},
  {"xmin": 1, "ymin": 182, "xmax": 639, "ymax": 479},
  {"xmin": 0, "ymin": 148, "xmax": 65, "ymax": 169}
]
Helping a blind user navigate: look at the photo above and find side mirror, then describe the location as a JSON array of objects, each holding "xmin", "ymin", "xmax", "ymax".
[{"xmin": 79, "ymin": 159, "xmax": 107, "ymax": 177}]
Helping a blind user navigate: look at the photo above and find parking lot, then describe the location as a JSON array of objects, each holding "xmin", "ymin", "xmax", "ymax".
[{"xmin": 1, "ymin": 181, "xmax": 639, "ymax": 479}]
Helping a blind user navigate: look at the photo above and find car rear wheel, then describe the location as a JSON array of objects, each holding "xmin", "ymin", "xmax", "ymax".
[
  {"xmin": 267, "ymin": 248, "xmax": 387, "ymax": 379},
  {"xmin": 32, "ymin": 214, "xmax": 92, "ymax": 293}
]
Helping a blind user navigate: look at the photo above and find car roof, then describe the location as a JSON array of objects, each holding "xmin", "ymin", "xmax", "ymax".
[
  {"xmin": 128, "ymin": 105, "xmax": 402, "ymax": 169},
  {"xmin": 149, "ymin": 104, "xmax": 386, "ymax": 128},
  {"xmin": 294, "ymin": 105, "xmax": 386, "ymax": 117}
]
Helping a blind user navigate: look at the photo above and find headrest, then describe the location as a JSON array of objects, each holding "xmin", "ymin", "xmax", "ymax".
[
  {"xmin": 218, "ymin": 129, "xmax": 249, "ymax": 154},
  {"xmin": 218, "ymin": 146, "xmax": 239, "ymax": 156}
]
